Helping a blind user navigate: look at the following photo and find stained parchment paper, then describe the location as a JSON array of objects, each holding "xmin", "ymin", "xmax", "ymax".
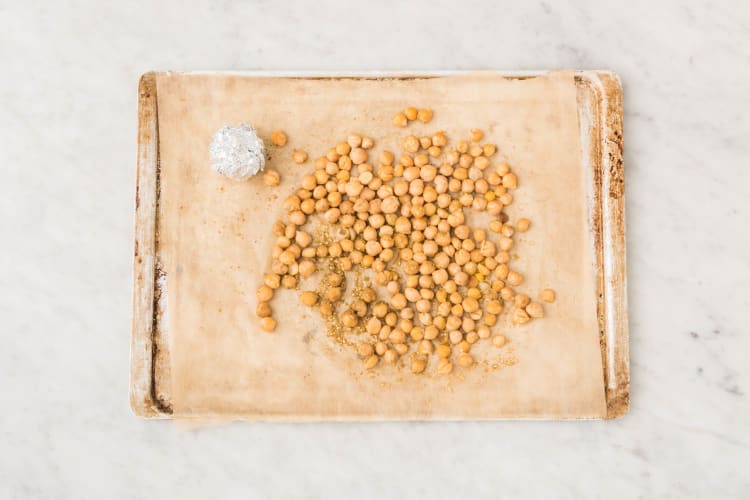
[{"xmin": 156, "ymin": 71, "xmax": 606, "ymax": 419}]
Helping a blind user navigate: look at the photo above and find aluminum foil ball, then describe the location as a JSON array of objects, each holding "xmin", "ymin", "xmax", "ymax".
[{"xmin": 209, "ymin": 124, "xmax": 266, "ymax": 180}]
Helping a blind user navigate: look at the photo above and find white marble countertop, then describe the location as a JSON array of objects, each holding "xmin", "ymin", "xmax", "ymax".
[{"xmin": 1, "ymin": 0, "xmax": 748, "ymax": 498}]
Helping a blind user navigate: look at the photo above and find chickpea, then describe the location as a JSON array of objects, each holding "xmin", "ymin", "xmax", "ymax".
[
  {"xmin": 259, "ymin": 317, "xmax": 277, "ymax": 332},
  {"xmin": 436, "ymin": 344, "xmax": 451, "ymax": 358},
  {"xmin": 502, "ymin": 173, "xmax": 518, "ymax": 189},
  {"xmin": 487, "ymin": 299, "xmax": 503, "ymax": 315},
  {"xmin": 257, "ymin": 285, "xmax": 274, "ymax": 302},
  {"xmin": 319, "ymin": 302, "xmax": 334, "ymax": 316},
  {"xmin": 281, "ymin": 275, "xmax": 297, "ymax": 289},
  {"xmin": 342, "ymin": 310, "xmax": 359, "ymax": 327},
  {"xmin": 514, "ymin": 294, "xmax": 530, "ymax": 308},
  {"xmin": 462, "ymin": 297, "xmax": 479, "ymax": 313},
  {"xmin": 292, "ymin": 149, "xmax": 308, "ymax": 164},
  {"xmin": 507, "ymin": 271, "xmax": 523, "ymax": 286},
  {"xmin": 393, "ymin": 112, "xmax": 408, "ymax": 128},
  {"xmin": 379, "ymin": 150, "xmax": 394, "ymax": 166},
  {"xmin": 403, "ymin": 135, "xmax": 420, "ymax": 153},
  {"xmin": 449, "ymin": 330, "xmax": 463, "ymax": 344},
  {"xmin": 512, "ymin": 308, "xmax": 531, "ymax": 324},
  {"xmin": 411, "ymin": 358, "xmax": 426, "ymax": 374},
  {"xmin": 300, "ymin": 291, "xmax": 319, "ymax": 306},
  {"xmin": 437, "ymin": 359, "xmax": 453, "ymax": 374},
  {"xmin": 375, "ymin": 341, "xmax": 388, "ymax": 356},
  {"xmin": 457, "ymin": 353, "xmax": 474, "ymax": 368},
  {"xmin": 263, "ymin": 169, "xmax": 281, "ymax": 186},
  {"xmin": 477, "ymin": 325, "xmax": 491, "ymax": 339},
  {"xmin": 425, "ymin": 325, "xmax": 439, "ymax": 340},
  {"xmin": 383, "ymin": 349, "xmax": 398, "ymax": 364},
  {"xmin": 271, "ymin": 130, "xmax": 287, "ymax": 146},
  {"xmin": 516, "ymin": 218, "xmax": 531, "ymax": 232},
  {"xmin": 482, "ymin": 144, "xmax": 496, "ymax": 156},
  {"xmin": 417, "ymin": 108, "xmax": 433, "ymax": 123},
  {"xmin": 526, "ymin": 302, "xmax": 544, "ymax": 319},
  {"xmin": 470, "ymin": 129, "xmax": 484, "ymax": 142},
  {"xmin": 492, "ymin": 335, "xmax": 507, "ymax": 348},
  {"xmin": 350, "ymin": 148, "xmax": 368, "ymax": 165},
  {"xmin": 540, "ymin": 289, "xmax": 556, "ymax": 303},
  {"xmin": 364, "ymin": 355, "xmax": 379, "ymax": 369},
  {"xmin": 386, "ymin": 328, "xmax": 404, "ymax": 344},
  {"xmin": 499, "ymin": 287, "xmax": 515, "ymax": 301},
  {"xmin": 256, "ymin": 302, "xmax": 272, "ymax": 318},
  {"xmin": 358, "ymin": 342, "xmax": 374, "ymax": 357},
  {"xmin": 264, "ymin": 273, "xmax": 281, "ymax": 289}
]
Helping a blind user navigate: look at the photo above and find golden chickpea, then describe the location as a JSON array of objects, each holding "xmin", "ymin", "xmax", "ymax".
[
  {"xmin": 263, "ymin": 169, "xmax": 281, "ymax": 186},
  {"xmin": 507, "ymin": 271, "xmax": 523, "ymax": 286},
  {"xmin": 326, "ymin": 148, "xmax": 340, "ymax": 162},
  {"xmin": 257, "ymin": 285, "xmax": 274, "ymax": 302},
  {"xmin": 349, "ymin": 148, "xmax": 367, "ymax": 165},
  {"xmin": 386, "ymin": 328, "xmax": 405, "ymax": 344},
  {"xmin": 259, "ymin": 317, "xmax": 277, "ymax": 332},
  {"xmin": 499, "ymin": 287, "xmax": 515, "ymax": 301},
  {"xmin": 319, "ymin": 302, "xmax": 333, "ymax": 316},
  {"xmin": 404, "ymin": 107, "xmax": 418, "ymax": 120},
  {"xmin": 342, "ymin": 310, "xmax": 359, "ymax": 327},
  {"xmin": 375, "ymin": 341, "xmax": 387, "ymax": 356},
  {"xmin": 470, "ymin": 156, "xmax": 487, "ymax": 171},
  {"xmin": 483, "ymin": 144, "xmax": 496, "ymax": 156},
  {"xmin": 264, "ymin": 273, "xmax": 281, "ymax": 289},
  {"xmin": 383, "ymin": 349, "xmax": 398, "ymax": 364},
  {"xmin": 517, "ymin": 218, "xmax": 531, "ymax": 232},
  {"xmin": 361, "ymin": 136, "xmax": 374, "ymax": 149},
  {"xmin": 513, "ymin": 308, "xmax": 530, "ymax": 324},
  {"xmin": 364, "ymin": 355, "xmax": 379, "ymax": 369},
  {"xmin": 425, "ymin": 325, "xmax": 439, "ymax": 340},
  {"xmin": 526, "ymin": 302, "xmax": 544, "ymax": 319},
  {"xmin": 492, "ymin": 335, "xmax": 507, "ymax": 348},
  {"xmin": 358, "ymin": 342, "xmax": 374, "ymax": 357},
  {"xmin": 462, "ymin": 297, "xmax": 479, "ymax": 313},
  {"xmin": 379, "ymin": 150, "xmax": 394, "ymax": 166},
  {"xmin": 403, "ymin": 135, "xmax": 420, "ymax": 153},
  {"xmin": 325, "ymin": 286, "xmax": 342, "ymax": 302},
  {"xmin": 449, "ymin": 330, "xmax": 463, "ymax": 344},
  {"xmin": 502, "ymin": 173, "xmax": 518, "ymax": 189},
  {"xmin": 281, "ymin": 275, "xmax": 297, "ymax": 289},
  {"xmin": 417, "ymin": 339, "xmax": 434, "ymax": 355},
  {"xmin": 437, "ymin": 358, "xmax": 453, "ymax": 374},
  {"xmin": 470, "ymin": 129, "xmax": 484, "ymax": 142},
  {"xmin": 256, "ymin": 302, "xmax": 272, "ymax": 318},
  {"xmin": 487, "ymin": 299, "xmax": 503, "ymax": 315},
  {"xmin": 271, "ymin": 130, "xmax": 287, "ymax": 146},
  {"xmin": 514, "ymin": 294, "xmax": 530, "ymax": 309},
  {"xmin": 393, "ymin": 112, "xmax": 408, "ymax": 127},
  {"xmin": 540, "ymin": 289, "xmax": 556, "ymax": 303},
  {"xmin": 417, "ymin": 108, "xmax": 433, "ymax": 123},
  {"xmin": 469, "ymin": 144, "xmax": 483, "ymax": 157},
  {"xmin": 298, "ymin": 260, "xmax": 316, "ymax": 278},
  {"xmin": 459, "ymin": 154, "xmax": 473, "ymax": 168},
  {"xmin": 432, "ymin": 131, "xmax": 447, "ymax": 147},
  {"xmin": 484, "ymin": 313, "xmax": 497, "ymax": 326},
  {"xmin": 411, "ymin": 358, "xmax": 426, "ymax": 374},
  {"xmin": 477, "ymin": 325, "xmax": 491, "ymax": 339},
  {"xmin": 391, "ymin": 293, "xmax": 407, "ymax": 310},
  {"xmin": 457, "ymin": 353, "xmax": 474, "ymax": 368},
  {"xmin": 292, "ymin": 149, "xmax": 308, "ymax": 164},
  {"xmin": 300, "ymin": 291, "xmax": 318, "ymax": 306}
]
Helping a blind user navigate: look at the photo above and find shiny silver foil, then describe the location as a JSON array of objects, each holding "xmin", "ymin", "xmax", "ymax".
[{"xmin": 209, "ymin": 124, "xmax": 266, "ymax": 180}]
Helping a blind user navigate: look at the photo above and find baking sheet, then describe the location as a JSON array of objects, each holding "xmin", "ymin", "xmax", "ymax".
[{"xmin": 148, "ymin": 71, "xmax": 608, "ymax": 419}]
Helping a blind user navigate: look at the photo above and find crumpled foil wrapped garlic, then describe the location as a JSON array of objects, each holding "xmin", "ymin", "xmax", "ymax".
[{"xmin": 209, "ymin": 124, "xmax": 266, "ymax": 180}]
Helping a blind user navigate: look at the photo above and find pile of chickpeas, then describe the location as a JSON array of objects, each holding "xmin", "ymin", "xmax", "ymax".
[{"xmin": 255, "ymin": 108, "xmax": 556, "ymax": 375}]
